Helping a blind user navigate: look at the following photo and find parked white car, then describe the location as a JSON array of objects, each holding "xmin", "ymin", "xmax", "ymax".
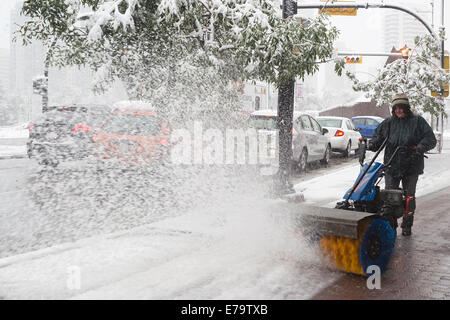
[{"xmin": 316, "ymin": 116, "xmax": 362, "ymax": 157}]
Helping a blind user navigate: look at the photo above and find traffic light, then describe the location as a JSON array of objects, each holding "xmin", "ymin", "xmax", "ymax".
[
  {"xmin": 431, "ymin": 50, "xmax": 449, "ymax": 98},
  {"xmin": 400, "ymin": 45, "xmax": 411, "ymax": 59},
  {"xmin": 32, "ymin": 76, "xmax": 47, "ymax": 95},
  {"xmin": 345, "ymin": 56, "xmax": 362, "ymax": 64}
]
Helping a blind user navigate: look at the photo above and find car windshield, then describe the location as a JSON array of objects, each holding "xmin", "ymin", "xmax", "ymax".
[
  {"xmin": 85, "ymin": 109, "xmax": 113, "ymax": 127},
  {"xmin": 352, "ymin": 118, "xmax": 366, "ymax": 126},
  {"xmin": 317, "ymin": 118, "xmax": 342, "ymax": 128},
  {"xmin": 102, "ymin": 114, "xmax": 162, "ymax": 135},
  {"xmin": 249, "ymin": 116, "xmax": 277, "ymax": 130}
]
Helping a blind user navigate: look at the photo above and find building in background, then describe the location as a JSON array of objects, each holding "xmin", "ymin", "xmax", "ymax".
[
  {"xmin": 382, "ymin": 6, "xmax": 431, "ymax": 53},
  {"xmin": 0, "ymin": 49, "xmax": 9, "ymax": 92}
]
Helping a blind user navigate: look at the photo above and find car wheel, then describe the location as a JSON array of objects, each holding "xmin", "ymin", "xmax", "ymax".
[
  {"xmin": 298, "ymin": 148, "xmax": 308, "ymax": 173},
  {"xmin": 355, "ymin": 141, "xmax": 362, "ymax": 156},
  {"xmin": 38, "ymin": 158, "xmax": 59, "ymax": 167},
  {"xmin": 343, "ymin": 141, "xmax": 351, "ymax": 158},
  {"xmin": 321, "ymin": 144, "xmax": 331, "ymax": 165}
]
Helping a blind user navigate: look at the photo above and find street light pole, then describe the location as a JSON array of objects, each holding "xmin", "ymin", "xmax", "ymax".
[
  {"xmin": 42, "ymin": 61, "xmax": 49, "ymax": 110},
  {"xmin": 295, "ymin": 2, "xmax": 437, "ymax": 38},
  {"xmin": 40, "ymin": 38, "xmax": 57, "ymax": 112},
  {"xmin": 437, "ymin": 0, "xmax": 445, "ymax": 152}
]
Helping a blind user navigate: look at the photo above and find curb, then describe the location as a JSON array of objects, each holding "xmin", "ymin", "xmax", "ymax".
[{"xmin": 281, "ymin": 192, "xmax": 305, "ymax": 203}]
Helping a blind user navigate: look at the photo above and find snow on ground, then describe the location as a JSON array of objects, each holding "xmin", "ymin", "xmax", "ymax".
[
  {"xmin": 0, "ymin": 185, "xmax": 337, "ymax": 300},
  {"xmin": 0, "ymin": 137, "xmax": 450, "ymax": 299},
  {"xmin": 444, "ymin": 130, "xmax": 450, "ymax": 139},
  {"xmin": 0, "ymin": 145, "xmax": 27, "ymax": 157},
  {"xmin": 0, "ymin": 124, "xmax": 29, "ymax": 139},
  {"xmin": 0, "ymin": 124, "xmax": 28, "ymax": 158}
]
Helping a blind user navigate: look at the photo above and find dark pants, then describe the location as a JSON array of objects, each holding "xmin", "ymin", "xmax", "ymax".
[{"xmin": 385, "ymin": 173, "xmax": 418, "ymax": 229}]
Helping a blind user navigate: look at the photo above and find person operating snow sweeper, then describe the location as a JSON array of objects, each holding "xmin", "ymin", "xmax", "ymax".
[{"xmin": 367, "ymin": 93, "xmax": 437, "ymax": 236}]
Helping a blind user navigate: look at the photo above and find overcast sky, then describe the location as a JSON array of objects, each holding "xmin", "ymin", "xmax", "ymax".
[{"xmin": 0, "ymin": 0, "xmax": 448, "ymax": 63}]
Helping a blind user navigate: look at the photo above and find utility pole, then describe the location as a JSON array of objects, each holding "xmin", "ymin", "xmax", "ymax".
[
  {"xmin": 42, "ymin": 61, "xmax": 49, "ymax": 110},
  {"xmin": 431, "ymin": 0, "xmax": 435, "ymax": 30},
  {"xmin": 437, "ymin": 0, "xmax": 445, "ymax": 152},
  {"xmin": 34, "ymin": 39, "xmax": 57, "ymax": 112},
  {"xmin": 275, "ymin": 0, "xmax": 297, "ymax": 196}
]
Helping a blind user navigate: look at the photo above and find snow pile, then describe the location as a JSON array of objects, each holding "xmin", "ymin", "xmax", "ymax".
[
  {"xmin": 443, "ymin": 129, "xmax": 450, "ymax": 139},
  {"xmin": 0, "ymin": 124, "xmax": 29, "ymax": 139},
  {"xmin": 0, "ymin": 145, "xmax": 27, "ymax": 158}
]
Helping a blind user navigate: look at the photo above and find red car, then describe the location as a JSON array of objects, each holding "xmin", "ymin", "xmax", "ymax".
[{"xmin": 92, "ymin": 108, "xmax": 172, "ymax": 164}]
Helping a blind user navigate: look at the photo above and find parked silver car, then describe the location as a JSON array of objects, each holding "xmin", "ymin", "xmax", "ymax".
[
  {"xmin": 248, "ymin": 110, "xmax": 331, "ymax": 173},
  {"xmin": 292, "ymin": 112, "xmax": 331, "ymax": 172}
]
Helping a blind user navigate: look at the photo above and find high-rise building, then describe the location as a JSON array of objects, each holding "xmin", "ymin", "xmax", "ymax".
[
  {"xmin": 0, "ymin": 49, "xmax": 9, "ymax": 92},
  {"xmin": 382, "ymin": 7, "xmax": 431, "ymax": 52}
]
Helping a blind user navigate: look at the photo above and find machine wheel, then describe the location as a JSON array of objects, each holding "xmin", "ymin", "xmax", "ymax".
[
  {"xmin": 319, "ymin": 218, "xmax": 396, "ymax": 276},
  {"xmin": 38, "ymin": 158, "xmax": 59, "ymax": 167},
  {"xmin": 359, "ymin": 219, "xmax": 396, "ymax": 275}
]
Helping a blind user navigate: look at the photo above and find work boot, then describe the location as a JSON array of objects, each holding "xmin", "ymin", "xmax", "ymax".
[
  {"xmin": 402, "ymin": 227, "xmax": 412, "ymax": 236},
  {"xmin": 401, "ymin": 213, "xmax": 414, "ymax": 237}
]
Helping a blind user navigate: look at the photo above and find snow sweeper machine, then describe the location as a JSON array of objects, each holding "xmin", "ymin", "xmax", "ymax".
[{"xmin": 292, "ymin": 136, "xmax": 423, "ymax": 276}]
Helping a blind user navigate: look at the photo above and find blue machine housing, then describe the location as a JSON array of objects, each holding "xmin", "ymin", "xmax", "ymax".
[{"xmin": 344, "ymin": 162, "xmax": 384, "ymax": 201}]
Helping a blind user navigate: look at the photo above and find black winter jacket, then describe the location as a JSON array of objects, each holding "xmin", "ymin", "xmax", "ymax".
[{"xmin": 369, "ymin": 115, "xmax": 436, "ymax": 177}]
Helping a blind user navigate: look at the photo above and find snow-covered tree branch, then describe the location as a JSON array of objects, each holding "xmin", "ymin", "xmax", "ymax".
[
  {"xmin": 346, "ymin": 33, "xmax": 450, "ymax": 116},
  {"xmin": 18, "ymin": 0, "xmax": 343, "ymax": 118}
]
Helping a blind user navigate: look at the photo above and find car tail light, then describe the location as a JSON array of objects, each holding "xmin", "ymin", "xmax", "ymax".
[
  {"xmin": 358, "ymin": 137, "xmax": 363, "ymax": 142},
  {"xmin": 72, "ymin": 123, "xmax": 91, "ymax": 133},
  {"xmin": 335, "ymin": 130, "xmax": 344, "ymax": 137}
]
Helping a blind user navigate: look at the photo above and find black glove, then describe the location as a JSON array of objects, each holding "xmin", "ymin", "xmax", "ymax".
[{"xmin": 413, "ymin": 145, "xmax": 425, "ymax": 153}]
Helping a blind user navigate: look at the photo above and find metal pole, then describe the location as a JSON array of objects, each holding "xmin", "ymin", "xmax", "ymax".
[
  {"xmin": 431, "ymin": 0, "xmax": 435, "ymax": 30},
  {"xmin": 42, "ymin": 38, "xmax": 58, "ymax": 112},
  {"xmin": 337, "ymin": 52, "xmax": 403, "ymax": 57},
  {"xmin": 438, "ymin": 0, "xmax": 445, "ymax": 152},
  {"xmin": 296, "ymin": 2, "xmax": 437, "ymax": 38},
  {"xmin": 42, "ymin": 62, "xmax": 48, "ymax": 110}
]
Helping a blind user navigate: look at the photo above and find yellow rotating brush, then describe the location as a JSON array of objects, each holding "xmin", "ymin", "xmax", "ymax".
[{"xmin": 319, "ymin": 218, "xmax": 395, "ymax": 276}]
